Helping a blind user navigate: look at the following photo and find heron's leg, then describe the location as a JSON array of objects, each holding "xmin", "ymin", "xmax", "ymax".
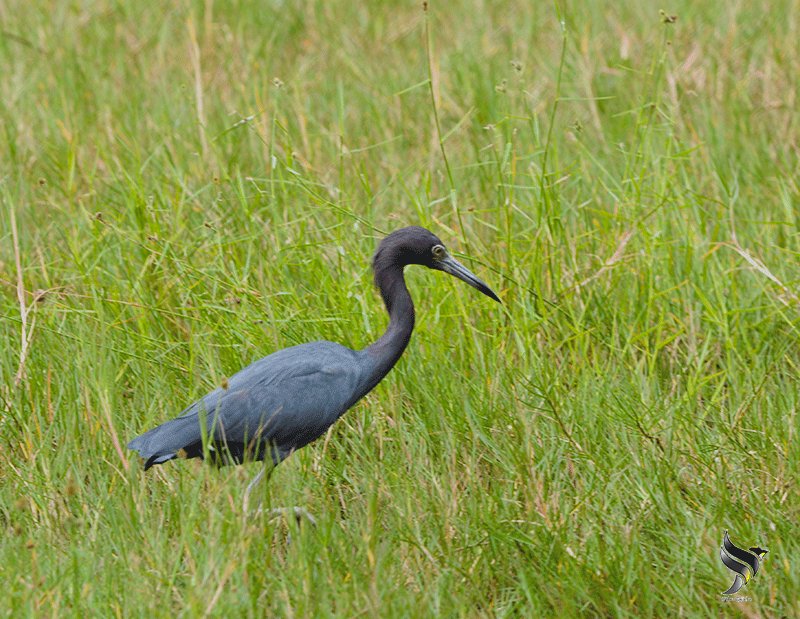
[
  {"xmin": 242, "ymin": 457, "xmax": 316, "ymax": 527},
  {"xmin": 258, "ymin": 506, "xmax": 318, "ymax": 527},
  {"xmin": 242, "ymin": 464, "xmax": 271, "ymax": 514}
]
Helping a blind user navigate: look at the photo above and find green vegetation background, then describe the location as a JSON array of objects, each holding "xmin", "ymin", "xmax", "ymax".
[{"xmin": 1, "ymin": 0, "xmax": 797, "ymax": 616}]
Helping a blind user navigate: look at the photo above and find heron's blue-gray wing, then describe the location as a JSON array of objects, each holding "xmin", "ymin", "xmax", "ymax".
[
  {"xmin": 206, "ymin": 343, "xmax": 365, "ymax": 455},
  {"xmin": 127, "ymin": 342, "xmax": 365, "ymax": 468}
]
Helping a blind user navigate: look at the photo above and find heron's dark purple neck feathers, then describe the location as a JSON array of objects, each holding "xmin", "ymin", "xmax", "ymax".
[{"xmin": 361, "ymin": 251, "xmax": 415, "ymax": 390}]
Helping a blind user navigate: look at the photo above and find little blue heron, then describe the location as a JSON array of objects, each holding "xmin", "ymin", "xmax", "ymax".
[{"xmin": 127, "ymin": 226, "xmax": 499, "ymax": 515}]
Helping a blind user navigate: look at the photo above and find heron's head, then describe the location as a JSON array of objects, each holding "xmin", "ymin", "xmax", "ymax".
[
  {"xmin": 749, "ymin": 546, "xmax": 769, "ymax": 558},
  {"xmin": 373, "ymin": 226, "xmax": 501, "ymax": 302}
]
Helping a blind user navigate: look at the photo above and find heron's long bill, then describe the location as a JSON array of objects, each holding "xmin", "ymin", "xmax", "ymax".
[{"xmin": 438, "ymin": 255, "xmax": 501, "ymax": 303}]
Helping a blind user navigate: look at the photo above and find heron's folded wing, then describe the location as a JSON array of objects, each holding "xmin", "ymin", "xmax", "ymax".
[{"xmin": 200, "ymin": 342, "xmax": 364, "ymax": 452}]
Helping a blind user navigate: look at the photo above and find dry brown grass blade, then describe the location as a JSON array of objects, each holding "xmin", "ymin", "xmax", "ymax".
[
  {"xmin": 10, "ymin": 206, "xmax": 37, "ymax": 389},
  {"xmin": 101, "ymin": 391, "xmax": 130, "ymax": 472},
  {"xmin": 573, "ymin": 229, "xmax": 635, "ymax": 292},
  {"xmin": 187, "ymin": 15, "xmax": 208, "ymax": 158},
  {"xmin": 727, "ymin": 239, "xmax": 799, "ymax": 307}
]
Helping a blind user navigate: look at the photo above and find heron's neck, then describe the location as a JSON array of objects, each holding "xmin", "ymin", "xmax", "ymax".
[{"xmin": 361, "ymin": 263, "xmax": 415, "ymax": 391}]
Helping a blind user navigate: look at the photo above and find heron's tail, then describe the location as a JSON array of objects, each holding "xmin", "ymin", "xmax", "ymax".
[{"xmin": 127, "ymin": 415, "xmax": 203, "ymax": 470}]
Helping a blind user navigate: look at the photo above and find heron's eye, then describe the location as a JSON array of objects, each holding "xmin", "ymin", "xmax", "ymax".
[{"xmin": 432, "ymin": 244, "xmax": 446, "ymax": 260}]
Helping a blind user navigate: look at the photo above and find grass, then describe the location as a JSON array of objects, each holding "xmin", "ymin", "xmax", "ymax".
[{"xmin": 1, "ymin": 0, "xmax": 798, "ymax": 616}]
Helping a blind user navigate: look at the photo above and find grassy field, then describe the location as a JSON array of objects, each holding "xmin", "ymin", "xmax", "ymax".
[{"xmin": 1, "ymin": 0, "xmax": 798, "ymax": 616}]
